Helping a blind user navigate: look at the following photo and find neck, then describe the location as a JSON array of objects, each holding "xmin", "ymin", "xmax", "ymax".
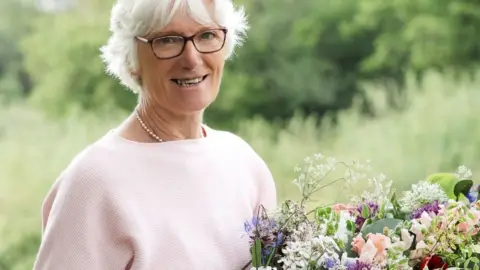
[{"xmin": 132, "ymin": 103, "xmax": 205, "ymax": 142}]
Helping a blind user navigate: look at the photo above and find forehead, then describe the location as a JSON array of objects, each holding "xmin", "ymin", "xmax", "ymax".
[{"xmin": 149, "ymin": 0, "xmax": 218, "ymax": 36}]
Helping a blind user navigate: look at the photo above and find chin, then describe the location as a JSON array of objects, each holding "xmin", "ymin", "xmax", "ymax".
[
  {"xmin": 183, "ymin": 97, "xmax": 216, "ymax": 113},
  {"xmin": 171, "ymin": 78, "xmax": 218, "ymax": 112}
]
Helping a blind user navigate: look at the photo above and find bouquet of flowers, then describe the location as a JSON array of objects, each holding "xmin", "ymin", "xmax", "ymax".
[{"xmin": 242, "ymin": 153, "xmax": 480, "ymax": 270}]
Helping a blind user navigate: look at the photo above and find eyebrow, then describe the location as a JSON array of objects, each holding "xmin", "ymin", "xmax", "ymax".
[{"xmin": 150, "ymin": 26, "xmax": 219, "ymax": 38}]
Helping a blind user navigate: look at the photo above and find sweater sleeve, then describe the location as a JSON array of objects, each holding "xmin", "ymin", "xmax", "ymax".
[
  {"xmin": 254, "ymin": 158, "xmax": 278, "ymax": 215},
  {"xmin": 33, "ymin": 159, "xmax": 133, "ymax": 270}
]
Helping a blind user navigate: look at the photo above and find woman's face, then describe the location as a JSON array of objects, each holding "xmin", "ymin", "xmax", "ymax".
[{"xmin": 135, "ymin": 10, "xmax": 226, "ymax": 115}]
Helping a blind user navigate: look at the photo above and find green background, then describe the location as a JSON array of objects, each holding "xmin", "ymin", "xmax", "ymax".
[{"xmin": 1, "ymin": 0, "xmax": 480, "ymax": 268}]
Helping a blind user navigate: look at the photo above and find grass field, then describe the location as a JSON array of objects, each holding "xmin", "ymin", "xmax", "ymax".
[{"xmin": 1, "ymin": 72, "xmax": 480, "ymax": 269}]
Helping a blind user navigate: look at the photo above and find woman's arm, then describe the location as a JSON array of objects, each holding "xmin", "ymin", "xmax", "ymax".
[
  {"xmin": 254, "ymin": 158, "xmax": 278, "ymax": 215},
  {"xmin": 33, "ymin": 162, "xmax": 133, "ymax": 270}
]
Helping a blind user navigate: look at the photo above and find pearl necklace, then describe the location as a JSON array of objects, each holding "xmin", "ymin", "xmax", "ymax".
[{"xmin": 135, "ymin": 111, "xmax": 204, "ymax": 142}]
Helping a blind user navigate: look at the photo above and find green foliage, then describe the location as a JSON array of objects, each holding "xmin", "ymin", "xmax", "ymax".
[
  {"xmin": 251, "ymin": 239, "xmax": 262, "ymax": 267},
  {"xmin": 426, "ymin": 173, "xmax": 459, "ymax": 199},
  {"xmin": 0, "ymin": 233, "xmax": 41, "ymax": 270},
  {"xmin": 346, "ymin": 0, "xmax": 480, "ymax": 78},
  {"xmin": 209, "ymin": 0, "xmax": 374, "ymax": 125},
  {"xmin": 360, "ymin": 218, "xmax": 403, "ymax": 238},
  {"xmin": 425, "ymin": 173, "xmax": 474, "ymax": 201},
  {"xmin": 20, "ymin": 4, "xmax": 137, "ymax": 115},
  {"xmin": 3, "ymin": 0, "xmax": 480, "ymax": 127},
  {"xmin": 454, "ymin": 179, "xmax": 474, "ymax": 201},
  {"xmin": 0, "ymin": 0, "xmax": 38, "ymax": 100}
]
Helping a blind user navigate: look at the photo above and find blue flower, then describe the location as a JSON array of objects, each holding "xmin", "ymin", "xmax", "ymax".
[
  {"xmin": 323, "ymin": 256, "xmax": 340, "ymax": 268},
  {"xmin": 273, "ymin": 232, "xmax": 283, "ymax": 248},
  {"xmin": 465, "ymin": 184, "xmax": 480, "ymax": 203},
  {"xmin": 466, "ymin": 191, "xmax": 477, "ymax": 203},
  {"xmin": 244, "ymin": 217, "xmax": 259, "ymax": 233}
]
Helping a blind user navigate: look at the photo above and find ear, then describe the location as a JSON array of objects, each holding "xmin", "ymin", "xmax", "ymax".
[
  {"xmin": 125, "ymin": 52, "xmax": 142, "ymax": 79},
  {"xmin": 130, "ymin": 69, "xmax": 140, "ymax": 79}
]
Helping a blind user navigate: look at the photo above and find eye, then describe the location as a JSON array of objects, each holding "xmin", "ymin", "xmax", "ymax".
[
  {"xmin": 155, "ymin": 36, "xmax": 182, "ymax": 45},
  {"xmin": 199, "ymin": 31, "xmax": 217, "ymax": 40}
]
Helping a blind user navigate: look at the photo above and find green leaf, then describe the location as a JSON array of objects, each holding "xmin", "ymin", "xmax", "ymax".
[
  {"xmin": 346, "ymin": 220, "xmax": 355, "ymax": 232},
  {"xmin": 454, "ymin": 179, "xmax": 473, "ymax": 201},
  {"xmin": 344, "ymin": 233, "xmax": 357, "ymax": 257},
  {"xmin": 465, "ymin": 253, "xmax": 480, "ymax": 269},
  {"xmin": 378, "ymin": 202, "xmax": 386, "ymax": 218},
  {"xmin": 361, "ymin": 204, "xmax": 370, "ymax": 218},
  {"xmin": 360, "ymin": 218, "xmax": 403, "ymax": 238},
  {"xmin": 426, "ymin": 173, "xmax": 459, "ymax": 200},
  {"xmin": 390, "ymin": 192, "xmax": 400, "ymax": 208},
  {"xmin": 265, "ymin": 246, "xmax": 276, "ymax": 266},
  {"xmin": 252, "ymin": 239, "xmax": 263, "ymax": 267}
]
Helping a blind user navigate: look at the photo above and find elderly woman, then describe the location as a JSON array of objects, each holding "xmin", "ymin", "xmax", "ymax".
[{"xmin": 32, "ymin": 0, "xmax": 277, "ymax": 269}]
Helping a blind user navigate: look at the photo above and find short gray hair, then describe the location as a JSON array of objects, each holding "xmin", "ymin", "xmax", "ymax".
[{"xmin": 100, "ymin": 0, "xmax": 249, "ymax": 93}]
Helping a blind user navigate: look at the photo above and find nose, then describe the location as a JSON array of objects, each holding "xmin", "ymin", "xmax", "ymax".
[{"xmin": 180, "ymin": 40, "xmax": 202, "ymax": 71}]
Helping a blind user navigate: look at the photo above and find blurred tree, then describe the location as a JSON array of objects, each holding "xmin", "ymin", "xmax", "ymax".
[
  {"xmin": 207, "ymin": 0, "xmax": 376, "ymax": 126},
  {"xmin": 345, "ymin": 0, "xmax": 480, "ymax": 84},
  {"xmin": 14, "ymin": 0, "xmax": 480, "ymax": 125},
  {"xmin": 21, "ymin": 0, "xmax": 137, "ymax": 115},
  {"xmin": 0, "ymin": 0, "xmax": 38, "ymax": 100}
]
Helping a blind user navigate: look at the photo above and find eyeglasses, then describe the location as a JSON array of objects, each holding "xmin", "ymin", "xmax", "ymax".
[{"xmin": 136, "ymin": 28, "xmax": 228, "ymax": 60}]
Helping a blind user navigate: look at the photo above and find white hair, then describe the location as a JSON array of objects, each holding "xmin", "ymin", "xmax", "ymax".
[{"xmin": 100, "ymin": 0, "xmax": 249, "ymax": 93}]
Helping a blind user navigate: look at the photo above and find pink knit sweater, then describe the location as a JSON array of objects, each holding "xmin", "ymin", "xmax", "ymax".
[{"xmin": 33, "ymin": 127, "xmax": 277, "ymax": 270}]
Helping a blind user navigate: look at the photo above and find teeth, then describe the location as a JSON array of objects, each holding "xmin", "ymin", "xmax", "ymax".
[{"xmin": 175, "ymin": 77, "xmax": 204, "ymax": 86}]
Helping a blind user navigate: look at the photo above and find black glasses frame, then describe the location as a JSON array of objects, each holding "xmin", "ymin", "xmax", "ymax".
[{"xmin": 135, "ymin": 28, "xmax": 228, "ymax": 60}]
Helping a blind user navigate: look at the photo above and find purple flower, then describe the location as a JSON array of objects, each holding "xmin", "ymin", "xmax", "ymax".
[
  {"xmin": 345, "ymin": 260, "xmax": 373, "ymax": 270},
  {"xmin": 354, "ymin": 201, "xmax": 379, "ymax": 230},
  {"xmin": 243, "ymin": 215, "xmax": 280, "ymax": 258},
  {"xmin": 411, "ymin": 200, "xmax": 442, "ymax": 219},
  {"xmin": 323, "ymin": 257, "xmax": 341, "ymax": 268},
  {"xmin": 244, "ymin": 217, "xmax": 258, "ymax": 233},
  {"xmin": 273, "ymin": 232, "xmax": 283, "ymax": 248}
]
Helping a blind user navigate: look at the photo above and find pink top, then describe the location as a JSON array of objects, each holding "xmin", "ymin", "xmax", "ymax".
[{"xmin": 33, "ymin": 127, "xmax": 277, "ymax": 270}]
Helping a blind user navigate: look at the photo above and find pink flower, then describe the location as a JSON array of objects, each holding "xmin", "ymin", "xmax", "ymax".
[
  {"xmin": 332, "ymin": 203, "xmax": 356, "ymax": 213},
  {"xmin": 351, "ymin": 233, "xmax": 365, "ymax": 254},
  {"xmin": 358, "ymin": 240, "xmax": 377, "ymax": 264},
  {"xmin": 457, "ymin": 222, "xmax": 469, "ymax": 233},
  {"xmin": 469, "ymin": 208, "xmax": 480, "ymax": 225},
  {"xmin": 366, "ymin": 233, "xmax": 391, "ymax": 262},
  {"xmin": 351, "ymin": 233, "xmax": 391, "ymax": 264}
]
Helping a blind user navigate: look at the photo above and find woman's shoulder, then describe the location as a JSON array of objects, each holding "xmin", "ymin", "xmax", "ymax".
[
  {"xmin": 208, "ymin": 128, "xmax": 255, "ymax": 152},
  {"xmin": 207, "ymin": 126, "xmax": 251, "ymax": 148},
  {"xmin": 207, "ymin": 127, "xmax": 267, "ymax": 164},
  {"xmin": 49, "ymin": 132, "xmax": 124, "ymax": 194}
]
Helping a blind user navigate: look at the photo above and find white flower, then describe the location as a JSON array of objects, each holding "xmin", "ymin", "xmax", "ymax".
[
  {"xmin": 409, "ymin": 212, "xmax": 433, "ymax": 241},
  {"xmin": 390, "ymin": 228, "xmax": 414, "ymax": 251},
  {"xmin": 399, "ymin": 181, "xmax": 449, "ymax": 212},
  {"xmin": 454, "ymin": 165, "xmax": 473, "ymax": 180},
  {"xmin": 334, "ymin": 211, "xmax": 355, "ymax": 243},
  {"xmin": 359, "ymin": 173, "xmax": 393, "ymax": 204},
  {"xmin": 292, "ymin": 153, "xmax": 344, "ymax": 200},
  {"xmin": 278, "ymin": 224, "xmax": 340, "ymax": 269},
  {"xmin": 358, "ymin": 240, "xmax": 377, "ymax": 264},
  {"xmin": 250, "ymin": 267, "xmax": 277, "ymax": 270}
]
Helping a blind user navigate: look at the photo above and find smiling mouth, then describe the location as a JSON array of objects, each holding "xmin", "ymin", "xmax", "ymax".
[{"xmin": 171, "ymin": 75, "xmax": 208, "ymax": 87}]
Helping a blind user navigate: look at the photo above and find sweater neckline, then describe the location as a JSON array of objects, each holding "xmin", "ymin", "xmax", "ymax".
[{"xmin": 104, "ymin": 124, "xmax": 218, "ymax": 150}]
